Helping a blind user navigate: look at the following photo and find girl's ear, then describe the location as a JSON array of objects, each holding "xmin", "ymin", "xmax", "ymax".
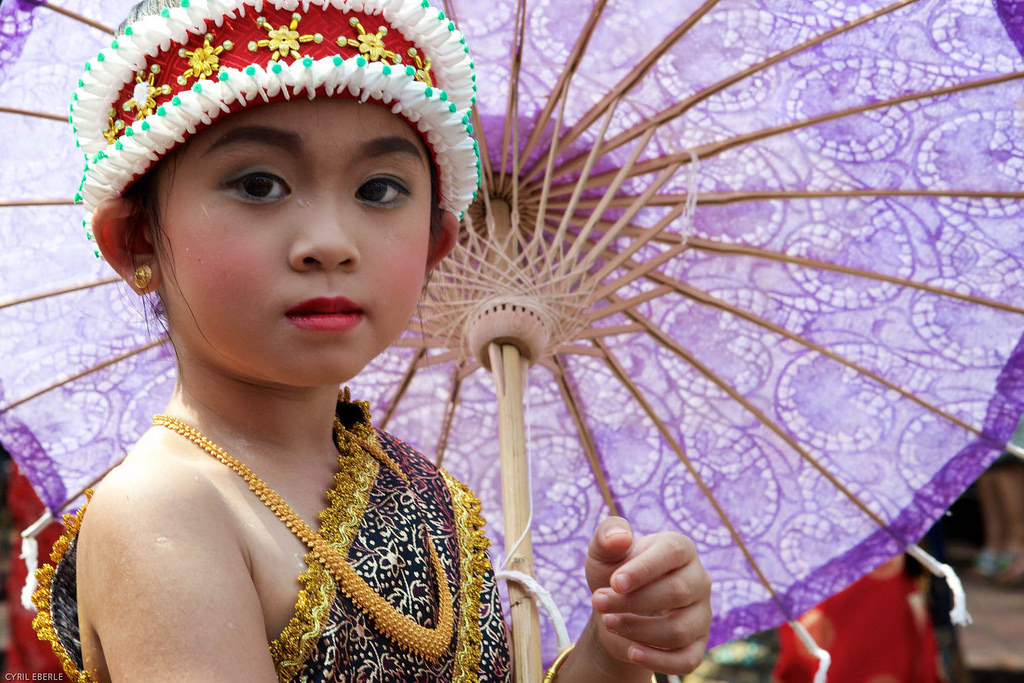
[
  {"xmin": 425, "ymin": 210, "xmax": 459, "ymax": 272},
  {"xmin": 92, "ymin": 197, "xmax": 162, "ymax": 294}
]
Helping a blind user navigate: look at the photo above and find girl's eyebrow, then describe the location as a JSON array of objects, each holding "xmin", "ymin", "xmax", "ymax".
[
  {"xmin": 205, "ymin": 129, "xmax": 425, "ymax": 166},
  {"xmin": 358, "ymin": 136, "xmax": 427, "ymax": 166},
  {"xmin": 207, "ymin": 126, "xmax": 304, "ymax": 154}
]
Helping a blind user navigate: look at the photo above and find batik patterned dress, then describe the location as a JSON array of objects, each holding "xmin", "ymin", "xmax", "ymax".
[{"xmin": 32, "ymin": 399, "xmax": 513, "ymax": 683}]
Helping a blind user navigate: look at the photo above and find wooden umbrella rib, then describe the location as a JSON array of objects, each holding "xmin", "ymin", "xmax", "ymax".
[
  {"xmin": 571, "ymin": 323, "xmax": 647, "ymax": 339},
  {"xmin": 0, "ymin": 338, "xmax": 168, "ymax": 414},
  {"xmin": 546, "ymin": 101, "xmax": 620, "ymax": 274},
  {"xmin": 658, "ymin": 275, "xmax": 983, "ymax": 436},
  {"xmin": 517, "ymin": 0, "xmax": 611, "ymax": 168},
  {"xmin": 551, "ymin": 355, "xmax": 619, "ymax": 516},
  {"xmin": 613, "ymin": 305, "xmax": 893, "ymax": 531},
  {"xmin": 571, "ymin": 159, "xmax": 683, "ymax": 280},
  {"xmin": 0, "ymin": 106, "xmax": 67, "ymax": 123},
  {"xmin": 537, "ymin": 0, "xmax": 919, "ymax": 184},
  {"xmin": 583, "ymin": 285, "xmax": 675, "ymax": 323},
  {"xmin": 377, "ymin": 347, "xmax": 426, "ymax": 431},
  {"xmin": 523, "ymin": 0, "xmax": 722, "ymax": 182},
  {"xmin": 592, "ymin": 336, "xmax": 786, "ymax": 615},
  {"xmin": 433, "ymin": 364, "xmax": 464, "ymax": 468},
  {"xmin": 556, "ymin": 127, "xmax": 659, "ymax": 279},
  {"xmin": 32, "ymin": 1, "xmax": 114, "ymax": 33},
  {"xmin": 546, "ymin": 69, "xmax": 1024, "ymax": 195},
  {"xmin": 497, "ymin": 0, "xmax": 528, "ymax": 188},
  {"xmin": 547, "ymin": 187, "xmax": 1024, "ymax": 209},
  {"xmin": 0, "ymin": 198, "xmax": 75, "ymax": 208},
  {"xmin": 0, "ymin": 276, "xmax": 121, "ymax": 310},
  {"xmin": 687, "ymin": 237, "xmax": 1024, "ymax": 316},
  {"xmin": 414, "ymin": 350, "xmax": 461, "ymax": 367}
]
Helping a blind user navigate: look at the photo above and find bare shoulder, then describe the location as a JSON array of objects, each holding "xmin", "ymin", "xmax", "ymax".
[{"xmin": 76, "ymin": 427, "xmax": 279, "ymax": 682}]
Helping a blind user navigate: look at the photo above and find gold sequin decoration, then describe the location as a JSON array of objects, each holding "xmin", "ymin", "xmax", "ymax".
[
  {"xmin": 30, "ymin": 493, "xmax": 98, "ymax": 683},
  {"xmin": 443, "ymin": 471, "xmax": 492, "ymax": 683},
  {"xmin": 270, "ymin": 437, "xmax": 379, "ymax": 679}
]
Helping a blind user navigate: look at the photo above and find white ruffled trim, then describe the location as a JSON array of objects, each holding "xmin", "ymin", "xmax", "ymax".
[
  {"xmin": 72, "ymin": 0, "xmax": 478, "ymax": 218},
  {"xmin": 79, "ymin": 56, "xmax": 477, "ymax": 216}
]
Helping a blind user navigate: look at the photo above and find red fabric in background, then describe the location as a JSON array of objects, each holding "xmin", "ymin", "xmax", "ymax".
[
  {"xmin": 4, "ymin": 463, "xmax": 63, "ymax": 676},
  {"xmin": 773, "ymin": 555, "xmax": 946, "ymax": 683}
]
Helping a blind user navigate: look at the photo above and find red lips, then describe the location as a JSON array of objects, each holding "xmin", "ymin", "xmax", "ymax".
[
  {"xmin": 286, "ymin": 297, "xmax": 363, "ymax": 332},
  {"xmin": 287, "ymin": 296, "xmax": 361, "ymax": 316}
]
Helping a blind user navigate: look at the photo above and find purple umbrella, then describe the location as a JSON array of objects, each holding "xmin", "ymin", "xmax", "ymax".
[{"xmin": 3, "ymin": 0, "xmax": 1024, "ymax": 676}]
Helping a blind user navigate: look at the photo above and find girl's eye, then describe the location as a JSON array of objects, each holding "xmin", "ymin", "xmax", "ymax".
[
  {"xmin": 227, "ymin": 172, "xmax": 289, "ymax": 201},
  {"xmin": 356, "ymin": 178, "xmax": 408, "ymax": 206}
]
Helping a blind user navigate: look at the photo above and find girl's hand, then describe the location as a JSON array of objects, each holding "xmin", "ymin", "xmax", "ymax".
[{"xmin": 583, "ymin": 516, "xmax": 712, "ymax": 676}]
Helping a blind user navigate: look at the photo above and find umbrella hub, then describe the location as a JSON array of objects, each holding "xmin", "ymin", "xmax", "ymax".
[{"xmin": 466, "ymin": 297, "xmax": 550, "ymax": 370}]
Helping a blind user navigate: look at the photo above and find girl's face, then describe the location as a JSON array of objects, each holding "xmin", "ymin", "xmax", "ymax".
[{"xmin": 148, "ymin": 98, "xmax": 448, "ymax": 390}]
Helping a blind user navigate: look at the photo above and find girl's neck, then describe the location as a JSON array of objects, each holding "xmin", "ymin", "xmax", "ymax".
[{"xmin": 162, "ymin": 367, "xmax": 344, "ymax": 469}]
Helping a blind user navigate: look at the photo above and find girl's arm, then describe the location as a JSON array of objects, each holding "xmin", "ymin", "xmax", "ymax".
[
  {"xmin": 75, "ymin": 457, "xmax": 280, "ymax": 683},
  {"xmin": 552, "ymin": 518, "xmax": 712, "ymax": 683}
]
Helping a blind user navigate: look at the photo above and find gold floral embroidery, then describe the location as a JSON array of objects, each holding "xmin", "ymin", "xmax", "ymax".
[
  {"xmin": 444, "ymin": 471, "xmax": 491, "ymax": 683},
  {"xmin": 340, "ymin": 17, "xmax": 400, "ymax": 64},
  {"xmin": 248, "ymin": 13, "xmax": 324, "ymax": 61},
  {"xmin": 406, "ymin": 47, "xmax": 434, "ymax": 87},
  {"xmin": 31, "ymin": 493, "xmax": 97, "ymax": 683},
  {"xmin": 123, "ymin": 66, "xmax": 171, "ymax": 119},
  {"xmin": 102, "ymin": 108, "xmax": 125, "ymax": 145},
  {"xmin": 270, "ymin": 432, "xmax": 380, "ymax": 680},
  {"xmin": 177, "ymin": 34, "xmax": 234, "ymax": 85}
]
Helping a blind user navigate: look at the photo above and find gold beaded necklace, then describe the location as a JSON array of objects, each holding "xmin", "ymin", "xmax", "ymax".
[{"xmin": 152, "ymin": 413, "xmax": 455, "ymax": 662}]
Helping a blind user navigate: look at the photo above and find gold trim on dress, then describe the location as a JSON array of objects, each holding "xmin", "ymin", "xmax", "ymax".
[
  {"xmin": 31, "ymin": 492, "xmax": 97, "ymax": 683},
  {"xmin": 270, "ymin": 448, "xmax": 379, "ymax": 680},
  {"xmin": 444, "ymin": 470, "xmax": 492, "ymax": 683}
]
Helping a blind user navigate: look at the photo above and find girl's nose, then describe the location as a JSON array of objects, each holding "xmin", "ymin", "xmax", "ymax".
[{"xmin": 289, "ymin": 207, "xmax": 360, "ymax": 271}]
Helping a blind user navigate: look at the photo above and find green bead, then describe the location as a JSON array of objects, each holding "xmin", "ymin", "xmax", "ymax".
[
  {"xmin": 406, "ymin": 65, "xmax": 416, "ymax": 77},
  {"xmin": 218, "ymin": 71, "xmax": 229, "ymax": 81},
  {"xmin": 246, "ymin": 65, "xmax": 257, "ymax": 75},
  {"xmin": 160, "ymin": 7, "xmax": 170, "ymax": 17},
  {"xmin": 382, "ymin": 65, "xmax": 391, "ymax": 75},
  {"xmin": 303, "ymin": 57, "xmax": 313, "ymax": 67},
  {"xmin": 424, "ymin": 87, "xmax": 433, "ymax": 97},
  {"xmin": 157, "ymin": 106, "xmax": 166, "ymax": 116},
  {"xmin": 181, "ymin": 0, "xmax": 190, "ymax": 7},
  {"xmin": 333, "ymin": 56, "xmax": 343, "ymax": 66},
  {"xmin": 115, "ymin": 140, "xmax": 123, "ymax": 150},
  {"xmin": 272, "ymin": 62, "xmax": 282, "ymax": 73},
  {"xmin": 111, "ymin": 40, "xmax": 119, "ymax": 49},
  {"xmin": 141, "ymin": 121, "xmax": 150, "ymax": 131},
  {"xmin": 125, "ymin": 127, "xmax": 134, "ymax": 136},
  {"xmin": 192, "ymin": 83, "xmax": 202, "ymax": 92},
  {"xmin": 125, "ymin": 26, "xmax": 133, "ymax": 36},
  {"xmin": 172, "ymin": 95, "xmax": 182, "ymax": 105},
  {"xmin": 356, "ymin": 56, "xmax": 366, "ymax": 67}
]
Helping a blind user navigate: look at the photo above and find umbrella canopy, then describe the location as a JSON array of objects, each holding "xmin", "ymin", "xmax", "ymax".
[{"xmin": 3, "ymin": 0, "xmax": 1024, "ymax": 669}]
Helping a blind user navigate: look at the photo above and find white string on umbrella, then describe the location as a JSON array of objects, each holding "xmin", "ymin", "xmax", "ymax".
[
  {"xmin": 789, "ymin": 619, "xmax": 831, "ymax": 683},
  {"xmin": 905, "ymin": 544, "xmax": 972, "ymax": 626}
]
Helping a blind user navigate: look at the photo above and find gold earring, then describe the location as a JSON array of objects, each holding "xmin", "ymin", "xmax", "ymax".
[{"xmin": 133, "ymin": 264, "xmax": 153, "ymax": 291}]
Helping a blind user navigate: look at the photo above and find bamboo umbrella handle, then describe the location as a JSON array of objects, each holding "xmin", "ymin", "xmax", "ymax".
[{"xmin": 489, "ymin": 341, "xmax": 543, "ymax": 683}]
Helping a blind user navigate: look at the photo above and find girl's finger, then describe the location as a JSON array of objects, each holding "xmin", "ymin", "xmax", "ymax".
[
  {"xmin": 608, "ymin": 532, "xmax": 699, "ymax": 594},
  {"xmin": 601, "ymin": 605, "xmax": 713, "ymax": 651},
  {"xmin": 594, "ymin": 562, "xmax": 711, "ymax": 615}
]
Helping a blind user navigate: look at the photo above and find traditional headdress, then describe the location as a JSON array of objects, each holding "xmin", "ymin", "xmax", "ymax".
[{"xmin": 71, "ymin": 0, "xmax": 479, "ymax": 249}]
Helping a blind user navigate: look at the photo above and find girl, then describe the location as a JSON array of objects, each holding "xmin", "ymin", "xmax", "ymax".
[{"xmin": 32, "ymin": 1, "xmax": 712, "ymax": 681}]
